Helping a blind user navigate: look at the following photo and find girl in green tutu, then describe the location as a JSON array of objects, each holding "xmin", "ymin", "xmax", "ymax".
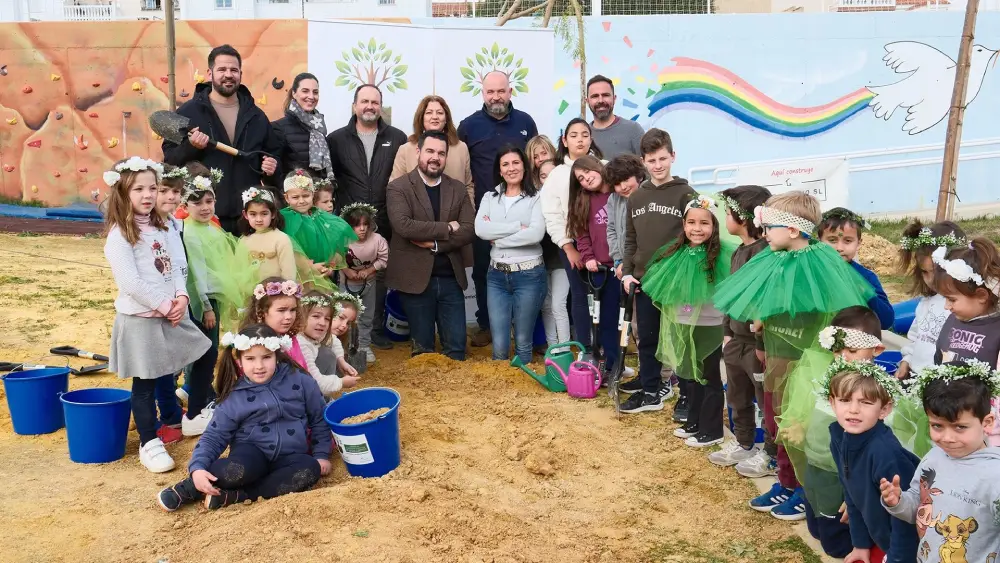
[
  {"xmin": 713, "ymin": 191, "xmax": 874, "ymax": 521},
  {"xmin": 643, "ymin": 194, "xmax": 737, "ymax": 447},
  {"xmin": 279, "ymin": 169, "xmax": 358, "ymax": 287}
]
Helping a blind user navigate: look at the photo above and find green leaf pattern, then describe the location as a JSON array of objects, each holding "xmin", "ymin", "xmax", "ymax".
[
  {"xmin": 333, "ymin": 36, "xmax": 410, "ymax": 94},
  {"xmin": 457, "ymin": 42, "xmax": 531, "ymax": 98}
]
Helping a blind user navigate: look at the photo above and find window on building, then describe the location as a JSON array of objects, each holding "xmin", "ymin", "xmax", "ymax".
[
  {"xmin": 216, "ymin": 0, "xmax": 233, "ymax": 7},
  {"xmin": 378, "ymin": 0, "xmax": 396, "ymax": 5}
]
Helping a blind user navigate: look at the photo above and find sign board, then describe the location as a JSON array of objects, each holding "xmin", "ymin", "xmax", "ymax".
[
  {"xmin": 837, "ymin": 0, "xmax": 896, "ymax": 7},
  {"xmin": 732, "ymin": 157, "xmax": 850, "ymax": 211}
]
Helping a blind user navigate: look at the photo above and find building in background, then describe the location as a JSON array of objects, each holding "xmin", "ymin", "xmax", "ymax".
[{"xmin": 0, "ymin": 0, "xmax": 432, "ymax": 21}]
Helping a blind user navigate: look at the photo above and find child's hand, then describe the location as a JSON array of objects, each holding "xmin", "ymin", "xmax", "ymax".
[
  {"xmin": 839, "ymin": 501, "xmax": 849, "ymax": 524},
  {"xmin": 338, "ymin": 358, "xmax": 358, "ymax": 377},
  {"xmin": 844, "ymin": 548, "xmax": 870, "ymax": 563},
  {"xmin": 880, "ymin": 475, "xmax": 902, "ymax": 507},
  {"xmin": 167, "ymin": 296, "xmax": 188, "ymax": 325},
  {"xmin": 343, "ymin": 268, "xmax": 358, "ymax": 281},
  {"xmin": 192, "ymin": 469, "xmax": 220, "ymax": 496},
  {"xmin": 203, "ymin": 310, "xmax": 216, "ymax": 330},
  {"xmin": 751, "ymin": 320, "xmax": 763, "ymax": 333},
  {"xmin": 895, "ymin": 360, "xmax": 910, "ymax": 381},
  {"xmin": 585, "ymin": 259, "xmax": 600, "ymax": 272},
  {"xmin": 564, "ymin": 246, "xmax": 584, "ymax": 269},
  {"xmin": 342, "ymin": 375, "xmax": 361, "ymax": 388},
  {"xmin": 312, "ymin": 262, "xmax": 329, "ymax": 275},
  {"xmin": 614, "ymin": 264, "xmax": 623, "ymax": 279},
  {"xmin": 318, "ymin": 459, "xmax": 332, "ymax": 476},
  {"xmin": 755, "ymin": 349, "xmax": 766, "ymax": 369},
  {"xmin": 622, "ymin": 275, "xmax": 640, "ymax": 293}
]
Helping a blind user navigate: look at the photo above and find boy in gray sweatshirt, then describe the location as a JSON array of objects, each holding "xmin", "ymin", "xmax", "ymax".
[{"xmin": 880, "ymin": 361, "xmax": 1000, "ymax": 563}]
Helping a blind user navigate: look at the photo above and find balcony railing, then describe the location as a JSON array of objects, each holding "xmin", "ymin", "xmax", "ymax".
[{"xmin": 63, "ymin": 4, "xmax": 115, "ymax": 20}]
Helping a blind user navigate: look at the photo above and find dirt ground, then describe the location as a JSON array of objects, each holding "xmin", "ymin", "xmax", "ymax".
[{"xmin": 0, "ymin": 233, "xmax": 865, "ymax": 563}]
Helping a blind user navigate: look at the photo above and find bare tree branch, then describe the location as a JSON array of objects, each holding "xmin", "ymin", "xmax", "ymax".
[
  {"xmin": 541, "ymin": 0, "xmax": 555, "ymax": 27},
  {"xmin": 508, "ymin": 1, "xmax": 550, "ymax": 21},
  {"xmin": 495, "ymin": 0, "xmax": 522, "ymax": 25},
  {"xmin": 568, "ymin": 0, "xmax": 586, "ymax": 117}
]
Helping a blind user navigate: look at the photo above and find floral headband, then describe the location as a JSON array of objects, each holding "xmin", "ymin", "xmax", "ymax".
[
  {"xmin": 905, "ymin": 358, "xmax": 1000, "ymax": 402},
  {"xmin": 221, "ymin": 332, "xmax": 293, "ymax": 352},
  {"xmin": 818, "ymin": 326, "xmax": 883, "ymax": 352},
  {"xmin": 284, "ymin": 170, "xmax": 315, "ymax": 193},
  {"xmin": 183, "ymin": 174, "xmax": 218, "ymax": 199},
  {"xmin": 314, "ymin": 178, "xmax": 333, "ymax": 188},
  {"xmin": 333, "ymin": 291, "xmax": 365, "ymax": 315},
  {"xmin": 253, "ymin": 280, "xmax": 302, "ymax": 300},
  {"xmin": 818, "ymin": 357, "xmax": 904, "ymax": 402},
  {"xmin": 720, "ymin": 194, "xmax": 752, "ymax": 221},
  {"xmin": 753, "ymin": 205, "xmax": 816, "ymax": 235},
  {"xmin": 899, "ymin": 228, "xmax": 966, "ymax": 251},
  {"xmin": 340, "ymin": 202, "xmax": 379, "ymax": 221},
  {"xmin": 931, "ymin": 246, "xmax": 1000, "ymax": 296},
  {"xmin": 301, "ymin": 294, "xmax": 344, "ymax": 315},
  {"xmin": 162, "ymin": 166, "xmax": 189, "ymax": 180},
  {"xmin": 103, "ymin": 157, "xmax": 165, "ymax": 186},
  {"xmin": 242, "ymin": 187, "xmax": 274, "ymax": 206},
  {"xmin": 684, "ymin": 194, "xmax": 717, "ymax": 213},
  {"xmin": 822, "ymin": 208, "xmax": 871, "ymax": 231}
]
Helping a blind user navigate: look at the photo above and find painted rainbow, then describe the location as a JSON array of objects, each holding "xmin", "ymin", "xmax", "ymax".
[{"xmin": 648, "ymin": 58, "xmax": 873, "ymax": 138}]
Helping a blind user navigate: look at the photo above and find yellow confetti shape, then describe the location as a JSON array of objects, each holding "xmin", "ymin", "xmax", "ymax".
[
  {"xmin": 553, "ymin": 79, "xmax": 566, "ymax": 91},
  {"xmin": 193, "ymin": 70, "xmax": 205, "ymax": 84},
  {"xmin": 30, "ymin": 185, "xmax": 38, "ymax": 193},
  {"xmin": 257, "ymin": 94, "xmax": 267, "ymax": 106},
  {"xmin": 131, "ymin": 81, "xmax": 142, "ymax": 92},
  {"xmin": 5, "ymin": 117, "xmax": 17, "ymax": 125},
  {"xmin": 611, "ymin": 77, "xmax": 621, "ymax": 85},
  {"xmin": 636, "ymin": 76, "xmax": 646, "ymax": 83},
  {"xmin": 107, "ymin": 137, "xmax": 120, "ymax": 148},
  {"xmin": 50, "ymin": 73, "xmax": 61, "ymax": 81}
]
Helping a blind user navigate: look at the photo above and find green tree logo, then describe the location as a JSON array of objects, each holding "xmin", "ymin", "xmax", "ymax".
[
  {"xmin": 459, "ymin": 43, "xmax": 529, "ymax": 97},
  {"xmin": 334, "ymin": 38, "xmax": 408, "ymax": 93}
]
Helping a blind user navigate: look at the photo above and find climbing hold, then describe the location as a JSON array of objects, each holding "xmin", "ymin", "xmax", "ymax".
[
  {"xmin": 22, "ymin": 85, "xmax": 32, "ymax": 94},
  {"xmin": 54, "ymin": 112, "xmax": 63, "ymax": 120},
  {"xmin": 159, "ymin": 76, "xmax": 169, "ymax": 84},
  {"xmin": 131, "ymin": 81, "xmax": 142, "ymax": 92},
  {"xmin": 179, "ymin": 89, "xmax": 189, "ymax": 98},
  {"xmin": 0, "ymin": 65, "xmax": 7, "ymax": 76},
  {"xmin": 92, "ymin": 82, "xmax": 101, "ymax": 88},
  {"xmin": 88, "ymin": 112, "xmax": 99, "ymax": 118},
  {"xmin": 53, "ymin": 171, "xmax": 61, "ymax": 178},
  {"xmin": 50, "ymin": 73, "xmax": 61, "ymax": 81},
  {"xmin": 107, "ymin": 137, "xmax": 120, "ymax": 148},
  {"xmin": 272, "ymin": 77, "xmax": 284, "ymax": 90},
  {"xmin": 73, "ymin": 135, "xmax": 88, "ymax": 150},
  {"xmin": 78, "ymin": 167, "xmax": 88, "ymax": 173},
  {"xmin": 30, "ymin": 185, "xmax": 38, "ymax": 194},
  {"xmin": 193, "ymin": 70, "xmax": 205, "ymax": 84},
  {"xmin": 91, "ymin": 190, "xmax": 100, "ymax": 201},
  {"xmin": 27, "ymin": 139, "xmax": 41, "ymax": 148},
  {"xmin": 2, "ymin": 165, "xmax": 14, "ymax": 172},
  {"xmin": 257, "ymin": 94, "xmax": 267, "ymax": 106},
  {"xmin": 5, "ymin": 117, "xmax": 17, "ymax": 125}
]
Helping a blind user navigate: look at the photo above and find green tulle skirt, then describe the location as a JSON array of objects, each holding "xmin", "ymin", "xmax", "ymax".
[
  {"xmin": 778, "ymin": 348, "xmax": 933, "ymax": 515},
  {"xmin": 280, "ymin": 207, "xmax": 358, "ymax": 267},
  {"xmin": 713, "ymin": 240, "xmax": 875, "ymax": 323},
  {"xmin": 182, "ymin": 219, "xmax": 259, "ymax": 332}
]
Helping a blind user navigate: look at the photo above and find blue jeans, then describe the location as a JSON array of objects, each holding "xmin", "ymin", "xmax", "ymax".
[
  {"xmin": 398, "ymin": 276, "xmax": 468, "ymax": 361},
  {"xmin": 558, "ymin": 248, "xmax": 592, "ymax": 348},
  {"xmin": 486, "ymin": 264, "xmax": 548, "ymax": 364},
  {"xmin": 587, "ymin": 269, "xmax": 622, "ymax": 373}
]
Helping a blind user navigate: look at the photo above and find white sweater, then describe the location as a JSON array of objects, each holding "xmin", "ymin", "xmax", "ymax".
[
  {"xmin": 296, "ymin": 334, "xmax": 344, "ymax": 395},
  {"xmin": 901, "ymin": 294, "xmax": 951, "ymax": 375},
  {"xmin": 105, "ymin": 225, "xmax": 188, "ymax": 316},
  {"xmin": 475, "ymin": 185, "xmax": 545, "ymax": 263},
  {"xmin": 540, "ymin": 156, "xmax": 575, "ymax": 249}
]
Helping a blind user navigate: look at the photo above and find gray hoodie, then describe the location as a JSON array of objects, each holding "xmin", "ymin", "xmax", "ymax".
[
  {"xmin": 605, "ymin": 192, "xmax": 629, "ymax": 265},
  {"xmin": 885, "ymin": 445, "xmax": 1000, "ymax": 562}
]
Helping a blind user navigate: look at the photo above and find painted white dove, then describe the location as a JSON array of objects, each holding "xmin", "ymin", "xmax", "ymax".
[{"xmin": 868, "ymin": 41, "xmax": 998, "ymax": 135}]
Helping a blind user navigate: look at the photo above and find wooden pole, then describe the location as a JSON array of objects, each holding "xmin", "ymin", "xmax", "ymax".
[
  {"xmin": 165, "ymin": 0, "xmax": 177, "ymax": 112},
  {"xmin": 935, "ymin": 0, "xmax": 980, "ymax": 222}
]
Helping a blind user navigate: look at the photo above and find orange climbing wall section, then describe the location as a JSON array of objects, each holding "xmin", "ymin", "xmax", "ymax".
[{"xmin": 0, "ymin": 19, "xmax": 307, "ymax": 205}]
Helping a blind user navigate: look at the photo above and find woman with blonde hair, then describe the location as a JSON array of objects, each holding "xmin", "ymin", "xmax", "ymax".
[
  {"xmin": 526, "ymin": 135, "xmax": 557, "ymax": 187},
  {"xmin": 390, "ymin": 95, "xmax": 474, "ymax": 202}
]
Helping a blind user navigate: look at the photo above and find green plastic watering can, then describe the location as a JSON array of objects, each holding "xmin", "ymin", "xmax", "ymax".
[{"xmin": 509, "ymin": 341, "xmax": 586, "ymax": 393}]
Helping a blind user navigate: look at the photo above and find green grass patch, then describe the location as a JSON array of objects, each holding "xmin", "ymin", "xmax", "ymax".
[
  {"xmin": 869, "ymin": 215, "xmax": 1000, "ymax": 245},
  {"xmin": 0, "ymin": 195, "xmax": 47, "ymax": 208},
  {"xmin": 0, "ymin": 275, "xmax": 35, "ymax": 285},
  {"xmin": 644, "ymin": 536, "xmax": 821, "ymax": 563},
  {"xmin": 16, "ymin": 231, "xmax": 42, "ymax": 237}
]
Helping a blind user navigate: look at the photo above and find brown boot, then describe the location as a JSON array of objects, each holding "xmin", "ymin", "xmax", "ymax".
[{"xmin": 470, "ymin": 328, "xmax": 492, "ymax": 348}]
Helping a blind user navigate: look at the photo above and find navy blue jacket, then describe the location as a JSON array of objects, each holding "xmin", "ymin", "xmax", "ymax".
[
  {"xmin": 457, "ymin": 104, "xmax": 538, "ymax": 206},
  {"xmin": 851, "ymin": 261, "xmax": 895, "ymax": 330},
  {"xmin": 830, "ymin": 421, "xmax": 919, "ymax": 562},
  {"xmin": 189, "ymin": 362, "xmax": 332, "ymax": 473}
]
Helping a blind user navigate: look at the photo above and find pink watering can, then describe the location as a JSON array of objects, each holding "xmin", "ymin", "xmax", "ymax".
[{"xmin": 545, "ymin": 359, "xmax": 603, "ymax": 399}]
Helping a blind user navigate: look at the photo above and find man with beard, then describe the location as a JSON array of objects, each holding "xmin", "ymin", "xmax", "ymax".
[
  {"xmin": 327, "ymin": 84, "xmax": 407, "ymax": 350},
  {"xmin": 162, "ymin": 44, "xmax": 280, "ymax": 234},
  {"xmin": 458, "ymin": 71, "xmax": 538, "ymax": 348},
  {"xmin": 384, "ymin": 131, "xmax": 475, "ymax": 361},
  {"xmin": 587, "ymin": 74, "xmax": 644, "ymax": 160}
]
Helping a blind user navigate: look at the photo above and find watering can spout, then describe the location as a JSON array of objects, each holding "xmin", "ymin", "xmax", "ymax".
[{"xmin": 510, "ymin": 356, "xmax": 546, "ymax": 386}]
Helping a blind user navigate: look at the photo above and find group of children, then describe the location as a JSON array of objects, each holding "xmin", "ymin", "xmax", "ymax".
[
  {"xmin": 101, "ymin": 156, "xmax": 386, "ymax": 510},
  {"xmin": 528, "ymin": 123, "xmax": 1000, "ymax": 562}
]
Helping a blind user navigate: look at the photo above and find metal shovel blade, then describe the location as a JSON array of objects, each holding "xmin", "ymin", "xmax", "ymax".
[{"xmin": 149, "ymin": 110, "xmax": 190, "ymax": 145}]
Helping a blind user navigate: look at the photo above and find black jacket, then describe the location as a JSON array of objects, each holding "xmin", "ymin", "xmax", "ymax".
[
  {"xmin": 271, "ymin": 111, "xmax": 331, "ymax": 178},
  {"xmin": 161, "ymin": 83, "xmax": 282, "ymax": 221},
  {"xmin": 326, "ymin": 116, "xmax": 407, "ymax": 234}
]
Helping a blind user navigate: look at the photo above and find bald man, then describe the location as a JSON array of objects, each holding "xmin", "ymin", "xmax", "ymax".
[{"xmin": 457, "ymin": 71, "xmax": 538, "ymax": 347}]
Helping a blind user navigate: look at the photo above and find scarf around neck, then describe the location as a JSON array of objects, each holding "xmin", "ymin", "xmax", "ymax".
[{"xmin": 288, "ymin": 100, "xmax": 332, "ymax": 177}]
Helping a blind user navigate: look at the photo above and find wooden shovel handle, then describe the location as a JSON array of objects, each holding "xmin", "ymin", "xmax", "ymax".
[{"xmin": 210, "ymin": 140, "xmax": 240, "ymax": 157}]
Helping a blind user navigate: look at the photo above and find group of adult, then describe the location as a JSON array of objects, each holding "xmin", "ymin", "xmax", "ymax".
[{"xmin": 163, "ymin": 43, "xmax": 649, "ymax": 362}]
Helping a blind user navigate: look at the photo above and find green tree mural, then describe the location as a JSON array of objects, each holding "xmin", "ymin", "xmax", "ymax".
[
  {"xmin": 459, "ymin": 43, "xmax": 529, "ymax": 97},
  {"xmin": 334, "ymin": 38, "xmax": 408, "ymax": 93}
]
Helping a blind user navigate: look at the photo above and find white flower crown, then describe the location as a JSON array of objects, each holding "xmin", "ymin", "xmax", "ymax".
[
  {"xmin": 242, "ymin": 187, "xmax": 275, "ymax": 206},
  {"xmin": 905, "ymin": 358, "xmax": 1000, "ymax": 402},
  {"xmin": 685, "ymin": 194, "xmax": 717, "ymax": 213},
  {"xmin": 103, "ymin": 157, "xmax": 165, "ymax": 187},
  {"xmin": 301, "ymin": 294, "xmax": 344, "ymax": 315},
  {"xmin": 333, "ymin": 291, "xmax": 365, "ymax": 315},
  {"xmin": 753, "ymin": 205, "xmax": 816, "ymax": 235},
  {"xmin": 931, "ymin": 246, "xmax": 1000, "ymax": 296},
  {"xmin": 818, "ymin": 326, "xmax": 883, "ymax": 352},
  {"xmin": 162, "ymin": 166, "xmax": 190, "ymax": 180},
  {"xmin": 221, "ymin": 332, "xmax": 293, "ymax": 352},
  {"xmin": 284, "ymin": 173, "xmax": 315, "ymax": 193},
  {"xmin": 818, "ymin": 357, "xmax": 904, "ymax": 402}
]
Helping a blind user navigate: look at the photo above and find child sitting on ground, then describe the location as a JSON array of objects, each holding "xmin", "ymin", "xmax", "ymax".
[
  {"xmin": 296, "ymin": 291, "xmax": 360, "ymax": 397},
  {"xmin": 817, "ymin": 207, "xmax": 895, "ymax": 330},
  {"xmin": 823, "ymin": 358, "xmax": 919, "ymax": 563},
  {"xmin": 156, "ymin": 324, "xmax": 331, "ymax": 512},
  {"xmin": 881, "ymin": 360, "xmax": 1000, "ymax": 562},
  {"xmin": 341, "ymin": 203, "xmax": 389, "ymax": 364}
]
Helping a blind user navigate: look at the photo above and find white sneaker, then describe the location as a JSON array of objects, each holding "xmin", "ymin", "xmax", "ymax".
[
  {"xmin": 364, "ymin": 347, "xmax": 376, "ymax": 364},
  {"xmin": 735, "ymin": 448, "xmax": 777, "ymax": 478},
  {"xmin": 708, "ymin": 441, "xmax": 758, "ymax": 467},
  {"xmin": 175, "ymin": 387, "xmax": 188, "ymax": 404},
  {"xmin": 181, "ymin": 402, "xmax": 215, "ymax": 437},
  {"xmin": 623, "ymin": 366, "xmax": 635, "ymax": 378},
  {"xmin": 139, "ymin": 438, "xmax": 176, "ymax": 473}
]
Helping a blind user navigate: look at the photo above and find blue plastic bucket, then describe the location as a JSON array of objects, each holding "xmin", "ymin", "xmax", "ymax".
[
  {"xmin": 384, "ymin": 290, "xmax": 410, "ymax": 342},
  {"xmin": 724, "ymin": 383, "xmax": 765, "ymax": 444},
  {"xmin": 875, "ymin": 350, "xmax": 903, "ymax": 376},
  {"xmin": 892, "ymin": 298, "xmax": 920, "ymax": 335},
  {"xmin": 2, "ymin": 367, "xmax": 70, "ymax": 435},
  {"xmin": 60, "ymin": 388, "xmax": 132, "ymax": 463},
  {"xmin": 324, "ymin": 387, "xmax": 401, "ymax": 478}
]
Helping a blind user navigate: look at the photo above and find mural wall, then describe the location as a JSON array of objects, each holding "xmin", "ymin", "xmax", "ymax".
[{"xmin": 0, "ymin": 20, "xmax": 307, "ymax": 204}]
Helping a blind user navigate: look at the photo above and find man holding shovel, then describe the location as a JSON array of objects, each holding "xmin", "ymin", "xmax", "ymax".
[{"xmin": 162, "ymin": 44, "xmax": 281, "ymax": 234}]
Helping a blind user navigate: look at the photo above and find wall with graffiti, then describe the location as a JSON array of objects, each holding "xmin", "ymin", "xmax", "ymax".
[
  {"xmin": 0, "ymin": 20, "xmax": 307, "ymax": 204},
  {"xmin": 416, "ymin": 12, "xmax": 1000, "ymax": 213}
]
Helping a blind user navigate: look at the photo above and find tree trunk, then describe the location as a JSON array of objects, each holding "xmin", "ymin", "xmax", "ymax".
[{"xmin": 569, "ymin": 0, "xmax": 586, "ymax": 117}]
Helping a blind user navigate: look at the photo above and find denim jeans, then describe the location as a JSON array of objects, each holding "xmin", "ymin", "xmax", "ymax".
[
  {"xmin": 586, "ymin": 269, "xmax": 622, "ymax": 373},
  {"xmin": 558, "ymin": 248, "xmax": 592, "ymax": 348},
  {"xmin": 486, "ymin": 264, "xmax": 548, "ymax": 364},
  {"xmin": 397, "ymin": 276, "xmax": 468, "ymax": 360},
  {"xmin": 153, "ymin": 374, "xmax": 182, "ymax": 427}
]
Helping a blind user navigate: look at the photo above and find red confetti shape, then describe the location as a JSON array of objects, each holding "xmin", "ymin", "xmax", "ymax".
[
  {"xmin": 650, "ymin": 63, "xmax": 658, "ymax": 72},
  {"xmin": 53, "ymin": 171, "xmax": 61, "ymax": 178},
  {"xmin": 22, "ymin": 85, "xmax": 33, "ymax": 94},
  {"xmin": 88, "ymin": 112, "xmax": 99, "ymax": 118},
  {"xmin": 602, "ymin": 21, "xmax": 611, "ymax": 32},
  {"xmin": 3, "ymin": 165, "xmax": 14, "ymax": 172},
  {"xmin": 601, "ymin": 56, "xmax": 610, "ymax": 64},
  {"xmin": 647, "ymin": 49, "xmax": 655, "ymax": 57},
  {"xmin": 92, "ymin": 82, "xmax": 100, "ymax": 88},
  {"xmin": 27, "ymin": 140, "xmax": 41, "ymax": 148},
  {"xmin": 78, "ymin": 167, "xmax": 88, "ymax": 173},
  {"xmin": 623, "ymin": 36, "xmax": 633, "ymax": 48},
  {"xmin": 159, "ymin": 76, "xmax": 169, "ymax": 83}
]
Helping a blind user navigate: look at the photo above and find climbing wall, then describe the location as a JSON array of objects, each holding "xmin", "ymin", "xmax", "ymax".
[{"xmin": 0, "ymin": 19, "xmax": 307, "ymax": 205}]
